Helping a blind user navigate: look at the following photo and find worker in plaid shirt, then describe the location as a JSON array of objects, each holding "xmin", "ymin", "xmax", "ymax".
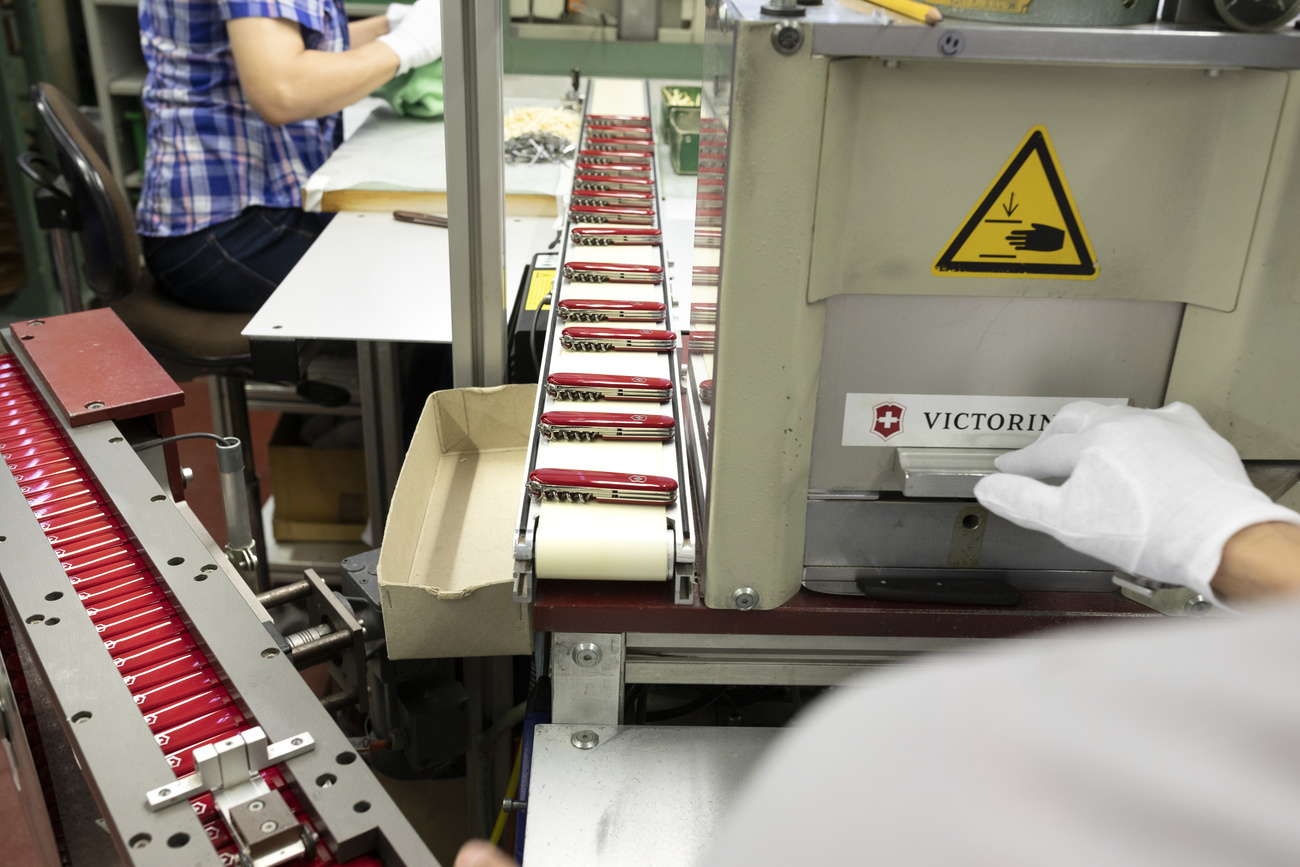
[{"xmin": 136, "ymin": 0, "xmax": 442, "ymax": 312}]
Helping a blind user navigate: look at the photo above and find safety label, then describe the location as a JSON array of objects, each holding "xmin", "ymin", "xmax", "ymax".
[
  {"xmin": 842, "ymin": 393, "xmax": 1127, "ymax": 449},
  {"xmin": 932, "ymin": 126, "xmax": 1097, "ymax": 280}
]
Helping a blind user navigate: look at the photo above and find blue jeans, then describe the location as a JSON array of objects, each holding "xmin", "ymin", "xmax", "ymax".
[{"xmin": 142, "ymin": 207, "xmax": 332, "ymax": 313}]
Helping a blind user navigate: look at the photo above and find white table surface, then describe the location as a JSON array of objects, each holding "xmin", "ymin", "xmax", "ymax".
[{"xmin": 242, "ymin": 212, "xmax": 559, "ymax": 342}]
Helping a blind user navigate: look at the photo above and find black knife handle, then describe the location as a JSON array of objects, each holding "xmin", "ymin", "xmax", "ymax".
[{"xmin": 854, "ymin": 577, "xmax": 1021, "ymax": 607}]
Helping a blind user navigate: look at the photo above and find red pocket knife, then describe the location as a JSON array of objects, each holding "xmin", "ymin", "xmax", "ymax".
[
  {"xmin": 570, "ymin": 227, "xmax": 662, "ymax": 246},
  {"xmin": 527, "ymin": 468, "xmax": 678, "ymax": 505},
  {"xmin": 539, "ymin": 411, "xmax": 676, "ymax": 442},
  {"xmin": 690, "ymin": 302, "xmax": 717, "ymax": 324},
  {"xmin": 569, "ymin": 205, "xmax": 656, "ymax": 225},
  {"xmin": 578, "ymin": 149, "xmax": 652, "ymax": 166},
  {"xmin": 689, "ymin": 331, "xmax": 716, "ymax": 354},
  {"xmin": 561, "ymin": 327, "xmax": 677, "ymax": 352},
  {"xmin": 585, "ymin": 138, "xmax": 654, "ymax": 152},
  {"xmin": 571, "ymin": 190, "xmax": 657, "ymax": 208},
  {"xmin": 576, "ymin": 161, "xmax": 652, "ymax": 178},
  {"xmin": 587, "ymin": 114, "xmax": 651, "ymax": 125},
  {"xmin": 563, "ymin": 262, "xmax": 664, "ymax": 284},
  {"xmin": 556, "ymin": 299, "xmax": 666, "ymax": 322},
  {"xmin": 545, "ymin": 372, "xmax": 674, "ymax": 402},
  {"xmin": 699, "ymin": 379, "xmax": 714, "ymax": 405},
  {"xmin": 585, "ymin": 124, "xmax": 654, "ymax": 139},
  {"xmin": 692, "ymin": 265, "xmax": 720, "ymax": 286},
  {"xmin": 574, "ymin": 175, "xmax": 656, "ymax": 192}
]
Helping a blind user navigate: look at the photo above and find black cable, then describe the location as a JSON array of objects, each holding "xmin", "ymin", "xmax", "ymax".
[
  {"xmin": 529, "ymin": 291, "xmax": 553, "ymax": 374},
  {"xmin": 132, "ymin": 432, "xmax": 237, "ymax": 452}
]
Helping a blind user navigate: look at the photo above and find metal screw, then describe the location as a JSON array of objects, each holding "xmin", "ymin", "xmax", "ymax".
[
  {"xmin": 131, "ymin": 837, "xmax": 149, "ymax": 849},
  {"xmin": 883, "ymin": 58, "xmax": 900, "ymax": 69},
  {"xmin": 771, "ymin": 22, "xmax": 804, "ymax": 54},
  {"xmin": 260, "ymin": 820, "xmax": 278, "ymax": 834},
  {"xmin": 247, "ymin": 800, "xmax": 264, "ymax": 812},
  {"xmin": 291, "ymin": 738, "xmax": 303, "ymax": 746},
  {"xmin": 502, "ymin": 799, "xmax": 528, "ymax": 812},
  {"xmin": 158, "ymin": 788, "xmax": 170, "ymax": 797},
  {"xmin": 938, "ymin": 31, "xmax": 964, "ymax": 57},
  {"xmin": 1185, "ymin": 596, "xmax": 1212, "ymax": 616},
  {"xmin": 1206, "ymin": 68, "xmax": 1223, "ymax": 78},
  {"xmin": 732, "ymin": 587, "xmax": 760, "ymax": 610},
  {"xmin": 342, "ymin": 559, "xmax": 362, "ymax": 572},
  {"xmin": 27, "ymin": 319, "xmax": 43, "ymax": 326},
  {"xmin": 85, "ymin": 401, "xmax": 105, "ymax": 410},
  {"xmin": 571, "ymin": 730, "xmax": 599, "ymax": 750},
  {"xmin": 572, "ymin": 642, "xmax": 602, "ymax": 667}
]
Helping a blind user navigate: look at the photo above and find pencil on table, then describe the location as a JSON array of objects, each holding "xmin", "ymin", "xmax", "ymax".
[{"xmin": 869, "ymin": 0, "xmax": 943, "ymax": 25}]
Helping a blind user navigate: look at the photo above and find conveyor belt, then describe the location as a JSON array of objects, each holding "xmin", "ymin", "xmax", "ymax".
[
  {"xmin": 0, "ymin": 354, "xmax": 378, "ymax": 866},
  {"xmin": 516, "ymin": 80, "xmax": 694, "ymax": 602}
]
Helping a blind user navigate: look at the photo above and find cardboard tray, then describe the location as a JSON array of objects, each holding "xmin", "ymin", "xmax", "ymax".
[{"xmin": 378, "ymin": 385, "xmax": 537, "ymax": 659}]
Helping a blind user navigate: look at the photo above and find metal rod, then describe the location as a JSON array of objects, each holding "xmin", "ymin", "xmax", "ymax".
[
  {"xmin": 320, "ymin": 690, "xmax": 357, "ymax": 713},
  {"xmin": 288, "ymin": 629, "xmax": 355, "ymax": 668},
  {"xmin": 255, "ymin": 580, "xmax": 313, "ymax": 609}
]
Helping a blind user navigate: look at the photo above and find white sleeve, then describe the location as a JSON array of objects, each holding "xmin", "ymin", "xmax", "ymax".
[{"xmin": 705, "ymin": 602, "xmax": 1300, "ymax": 867}]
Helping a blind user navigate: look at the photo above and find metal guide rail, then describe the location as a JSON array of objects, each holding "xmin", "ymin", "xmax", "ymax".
[
  {"xmin": 0, "ymin": 337, "xmax": 431, "ymax": 865},
  {"xmin": 514, "ymin": 79, "xmax": 696, "ymax": 607}
]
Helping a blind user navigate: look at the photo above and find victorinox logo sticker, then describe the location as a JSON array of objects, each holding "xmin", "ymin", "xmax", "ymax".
[{"xmin": 871, "ymin": 402, "xmax": 905, "ymax": 441}]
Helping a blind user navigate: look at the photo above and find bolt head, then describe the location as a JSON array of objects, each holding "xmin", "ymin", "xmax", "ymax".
[
  {"xmin": 732, "ymin": 587, "xmax": 760, "ymax": 610},
  {"xmin": 571, "ymin": 730, "xmax": 599, "ymax": 750},
  {"xmin": 247, "ymin": 800, "xmax": 264, "ymax": 812},
  {"xmin": 158, "ymin": 788, "xmax": 170, "ymax": 797},
  {"xmin": 572, "ymin": 642, "xmax": 603, "ymax": 667},
  {"xmin": 771, "ymin": 22, "xmax": 804, "ymax": 54},
  {"xmin": 260, "ymin": 820, "xmax": 278, "ymax": 834},
  {"xmin": 85, "ymin": 401, "xmax": 105, "ymax": 410}
]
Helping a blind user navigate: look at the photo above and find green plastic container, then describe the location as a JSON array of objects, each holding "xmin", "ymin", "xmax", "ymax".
[
  {"xmin": 660, "ymin": 85, "xmax": 700, "ymax": 135},
  {"xmin": 669, "ymin": 111, "xmax": 699, "ymax": 176}
]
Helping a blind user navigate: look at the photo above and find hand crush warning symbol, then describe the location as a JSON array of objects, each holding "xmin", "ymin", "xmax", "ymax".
[{"xmin": 933, "ymin": 126, "xmax": 1097, "ymax": 280}]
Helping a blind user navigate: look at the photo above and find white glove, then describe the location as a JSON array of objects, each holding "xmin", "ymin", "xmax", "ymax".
[
  {"xmin": 376, "ymin": 0, "xmax": 442, "ymax": 76},
  {"xmin": 973, "ymin": 401, "xmax": 1300, "ymax": 602},
  {"xmin": 386, "ymin": 2, "xmax": 412, "ymax": 30}
]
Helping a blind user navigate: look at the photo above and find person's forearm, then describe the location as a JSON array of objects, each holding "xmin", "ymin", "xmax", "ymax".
[
  {"xmin": 1211, "ymin": 521, "xmax": 1300, "ymax": 603},
  {"xmin": 244, "ymin": 42, "xmax": 398, "ymax": 126},
  {"xmin": 228, "ymin": 18, "xmax": 400, "ymax": 126},
  {"xmin": 348, "ymin": 14, "xmax": 390, "ymax": 47}
]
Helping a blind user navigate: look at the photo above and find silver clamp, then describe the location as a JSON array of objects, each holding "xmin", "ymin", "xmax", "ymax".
[{"xmin": 145, "ymin": 727, "xmax": 317, "ymax": 867}]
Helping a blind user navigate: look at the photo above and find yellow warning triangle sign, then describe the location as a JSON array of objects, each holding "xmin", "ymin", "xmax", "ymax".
[{"xmin": 932, "ymin": 126, "xmax": 1097, "ymax": 280}]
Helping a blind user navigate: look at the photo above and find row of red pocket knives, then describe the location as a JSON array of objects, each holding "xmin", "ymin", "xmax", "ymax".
[
  {"xmin": 553, "ymin": 299, "xmax": 716, "ymax": 325},
  {"xmin": 3, "ymin": 357, "xmax": 381, "ymax": 867}
]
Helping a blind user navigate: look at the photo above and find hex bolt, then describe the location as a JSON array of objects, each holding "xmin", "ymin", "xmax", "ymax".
[
  {"xmin": 260, "ymin": 821, "xmax": 278, "ymax": 834},
  {"xmin": 572, "ymin": 642, "xmax": 602, "ymax": 667},
  {"xmin": 771, "ymin": 21, "xmax": 804, "ymax": 54},
  {"xmin": 571, "ymin": 730, "xmax": 599, "ymax": 750},
  {"xmin": 732, "ymin": 587, "xmax": 760, "ymax": 610}
]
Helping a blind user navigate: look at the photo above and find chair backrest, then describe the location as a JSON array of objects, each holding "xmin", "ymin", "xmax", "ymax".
[{"xmin": 31, "ymin": 82, "xmax": 141, "ymax": 304}]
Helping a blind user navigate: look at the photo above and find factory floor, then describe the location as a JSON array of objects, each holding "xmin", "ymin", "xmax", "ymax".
[{"xmin": 1, "ymin": 378, "xmax": 469, "ymax": 864}]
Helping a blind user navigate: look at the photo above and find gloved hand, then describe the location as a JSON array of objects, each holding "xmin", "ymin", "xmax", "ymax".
[
  {"xmin": 386, "ymin": 2, "xmax": 412, "ymax": 31},
  {"xmin": 377, "ymin": 0, "xmax": 442, "ymax": 77},
  {"xmin": 973, "ymin": 401, "xmax": 1300, "ymax": 603}
]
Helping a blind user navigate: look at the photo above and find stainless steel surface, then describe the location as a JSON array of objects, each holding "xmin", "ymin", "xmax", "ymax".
[
  {"xmin": 810, "ymin": 295, "xmax": 1185, "ymax": 492},
  {"xmin": 896, "ymin": 447, "xmax": 1005, "ymax": 498},
  {"xmin": 617, "ymin": 0, "xmax": 659, "ymax": 40},
  {"xmin": 717, "ymin": 0, "xmax": 1300, "ymax": 67},
  {"xmin": 523, "ymin": 724, "xmax": 780, "ymax": 867},
  {"xmin": 551, "ymin": 633, "xmax": 625, "ymax": 725},
  {"xmin": 442, "ymin": 0, "xmax": 508, "ymax": 387},
  {"xmin": 803, "ymin": 498, "xmax": 1110, "ymax": 579},
  {"xmin": 624, "ymin": 632, "xmax": 990, "ymax": 686}
]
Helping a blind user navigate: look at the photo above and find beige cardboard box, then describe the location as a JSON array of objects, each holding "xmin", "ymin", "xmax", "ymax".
[
  {"xmin": 269, "ymin": 416, "xmax": 368, "ymax": 542},
  {"xmin": 378, "ymin": 385, "xmax": 536, "ymax": 659}
]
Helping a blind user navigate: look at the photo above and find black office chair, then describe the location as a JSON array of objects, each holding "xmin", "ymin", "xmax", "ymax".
[{"xmin": 20, "ymin": 81, "xmax": 270, "ymax": 590}]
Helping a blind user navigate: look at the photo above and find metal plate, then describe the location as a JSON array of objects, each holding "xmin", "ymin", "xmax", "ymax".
[
  {"xmin": 9, "ymin": 311, "xmax": 183, "ymax": 427},
  {"xmin": 523, "ymin": 724, "xmax": 779, "ymax": 867}
]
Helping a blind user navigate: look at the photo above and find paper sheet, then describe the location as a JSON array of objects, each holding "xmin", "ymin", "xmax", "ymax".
[{"xmin": 588, "ymin": 80, "xmax": 649, "ymax": 115}]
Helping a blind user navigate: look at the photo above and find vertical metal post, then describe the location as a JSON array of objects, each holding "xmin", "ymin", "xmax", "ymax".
[
  {"xmin": 357, "ymin": 340, "xmax": 404, "ymax": 544},
  {"xmin": 442, "ymin": 0, "xmax": 508, "ymax": 387}
]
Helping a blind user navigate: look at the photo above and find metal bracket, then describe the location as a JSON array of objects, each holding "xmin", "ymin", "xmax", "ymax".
[
  {"xmin": 1112, "ymin": 572, "xmax": 1215, "ymax": 617},
  {"xmin": 144, "ymin": 726, "xmax": 315, "ymax": 810},
  {"xmin": 551, "ymin": 633, "xmax": 625, "ymax": 725}
]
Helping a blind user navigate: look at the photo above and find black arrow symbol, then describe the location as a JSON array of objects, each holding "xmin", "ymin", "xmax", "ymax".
[{"xmin": 1002, "ymin": 192, "xmax": 1019, "ymax": 218}]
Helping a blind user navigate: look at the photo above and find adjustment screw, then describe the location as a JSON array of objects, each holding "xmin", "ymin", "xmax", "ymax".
[
  {"xmin": 732, "ymin": 587, "xmax": 760, "ymax": 610},
  {"xmin": 260, "ymin": 821, "xmax": 278, "ymax": 834},
  {"xmin": 572, "ymin": 642, "xmax": 602, "ymax": 667},
  {"xmin": 85, "ymin": 401, "xmax": 105, "ymax": 410},
  {"xmin": 571, "ymin": 730, "xmax": 599, "ymax": 750},
  {"xmin": 247, "ymin": 800, "xmax": 264, "ymax": 812}
]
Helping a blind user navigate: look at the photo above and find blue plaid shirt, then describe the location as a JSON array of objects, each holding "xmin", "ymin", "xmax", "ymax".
[{"xmin": 137, "ymin": 0, "xmax": 349, "ymax": 237}]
